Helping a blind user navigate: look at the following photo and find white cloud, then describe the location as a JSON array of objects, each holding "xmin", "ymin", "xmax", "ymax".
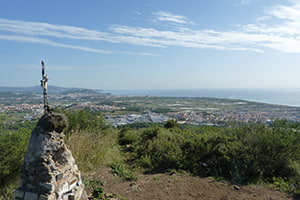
[
  {"xmin": 117, "ymin": 51, "xmax": 159, "ymax": 56},
  {"xmin": 110, "ymin": 25, "xmax": 262, "ymax": 51},
  {"xmin": 152, "ymin": 11, "xmax": 195, "ymax": 25},
  {"xmin": 0, "ymin": 34, "xmax": 113, "ymax": 54},
  {"xmin": 0, "ymin": 18, "xmax": 114, "ymax": 42},
  {"xmin": 246, "ymin": 2, "xmax": 300, "ymax": 35},
  {"xmin": 1, "ymin": 2, "xmax": 300, "ymax": 54},
  {"xmin": 240, "ymin": 1, "xmax": 300, "ymax": 52},
  {"xmin": 268, "ymin": 3, "xmax": 300, "ymax": 21}
]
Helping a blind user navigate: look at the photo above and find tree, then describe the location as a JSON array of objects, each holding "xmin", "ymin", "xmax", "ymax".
[{"xmin": 164, "ymin": 119, "xmax": 178, "ymax": 129}]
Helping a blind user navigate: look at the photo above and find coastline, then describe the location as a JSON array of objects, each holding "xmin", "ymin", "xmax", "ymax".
[{"xmin": 106, "ymin": 88, "xmax": 300, "ymax": 107}]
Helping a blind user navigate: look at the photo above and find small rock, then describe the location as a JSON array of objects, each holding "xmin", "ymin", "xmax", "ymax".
[{"xmin": 234, "ymin": 185, "xmax": 241, "ymax": 190}]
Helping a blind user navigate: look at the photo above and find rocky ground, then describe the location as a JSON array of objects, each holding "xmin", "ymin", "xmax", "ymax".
[{"xmin": 88, "ymin": 168, "xmax": 296, "ymax": 200}]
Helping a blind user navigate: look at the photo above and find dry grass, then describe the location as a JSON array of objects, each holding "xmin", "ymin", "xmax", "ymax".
[{"xmin": 65, "ymin": 129, "xmax": 123, "ymax": 174}]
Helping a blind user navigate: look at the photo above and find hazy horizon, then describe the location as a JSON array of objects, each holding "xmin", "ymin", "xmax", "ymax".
[
  {"xmin": 2, "ymin": 85, "xmax": 300, "ymax": 91},
  {"xmin": 1, "ymin": 85, "xmax": 300, "ymax": 107}
]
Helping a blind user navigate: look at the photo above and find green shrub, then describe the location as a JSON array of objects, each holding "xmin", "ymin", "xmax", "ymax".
[
  {"xmin": 269, "ymin": 177, "xmax": 291, "ymax": 192},
  {"xmin": 118, "ymin": 122, "xmax": 300, "ymax": 194},
  {"xmin": 0, "ymin": 128, "xmax": 31, "ymax": 199},
  {"xmin": 83, "ymin": 179, "xmax": 106, "ymax": 200},
  {"xmin": 136, "ymin": 156, "xmax": 152, "ymax": 168},
  {"xmin": 131, "ymin": 128, "xmax": 184, "ymax": 171},
  {"xmin": 0, "ymin": 182, "xmax": 16, "ymax": 200},
  {"xmin": 0, "ymin": 128, "xmax": 31, "ymax": 186},
  {"xmin": 118, "ymin": 128, "xmax": 141, "ymax": 146},
  {"xmin": 164, "ymin": 119, "xmax": 178, "ymax": 129},
  {"xmin": 229, "ymin": 124, "xmax": 300, "ymax": 185},
  {"xmin": 111, "ymin": 164, "xmax": 137, "ymax": 181},
  {"xmin": 92, "ymin": 187, "xmax": 105, "ymax": 199},
  {"xmin": 64, "ymin": 109, "xmax": 109, "ymax": 133}
]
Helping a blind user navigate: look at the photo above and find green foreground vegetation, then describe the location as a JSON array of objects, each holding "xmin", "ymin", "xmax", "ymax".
[{"xmin": 1, "ymin": 110, "xmax": 300, "ymax": 199}]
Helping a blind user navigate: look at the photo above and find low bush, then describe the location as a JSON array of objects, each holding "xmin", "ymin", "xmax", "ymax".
[
  {"xmin": 118, "ymin": 122, "xmax": 300, "ymax": 194},
  {"xmin": 111, "ymin": 164, "xmax": 137, "ymax": 181},
  {"xmin": 118, "ymin": 128, "xmax": 141, "ymax": 146},
  {"xmin": 63, "ymin": 109, "xmax": 109, "ymax": 133},
  {"xmin": 0, "ymin": 128, "xmax": 31, "ymax": 200},
  {"xmin": 0, "ymin": 128, "xmax": 31, "ymax": 186}
]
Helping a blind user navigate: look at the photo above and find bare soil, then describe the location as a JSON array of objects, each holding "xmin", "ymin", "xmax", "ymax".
[{"xmin": 88, "ymin": 168, "xmax": 296, "ymax": 200}]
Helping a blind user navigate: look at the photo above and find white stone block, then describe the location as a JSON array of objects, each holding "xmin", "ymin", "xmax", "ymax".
[
  {"xmin": 57, "ymin": 182, "xmax": 69, "ymax": 199},
  {"xmin": 69, "ymin": 178, "xmax": 77, "ymax": 190}
]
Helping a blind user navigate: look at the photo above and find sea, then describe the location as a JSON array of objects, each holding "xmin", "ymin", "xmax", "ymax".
[{"xmin": 106, "ymin": 89, "xmax": 300, "ymax": 107}]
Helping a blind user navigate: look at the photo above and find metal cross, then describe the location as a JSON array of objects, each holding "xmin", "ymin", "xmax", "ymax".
[{"xmin": 41, "ymin": 60, "xmax": 49, "ymax": 114}]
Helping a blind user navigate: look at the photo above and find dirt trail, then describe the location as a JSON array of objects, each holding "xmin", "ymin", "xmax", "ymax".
[{"xmin": 90, "ymin": 168, "xmax": 294, "ymax": 200}]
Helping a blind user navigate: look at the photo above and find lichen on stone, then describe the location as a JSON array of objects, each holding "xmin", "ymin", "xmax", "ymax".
[{"xmin": 37, "ymin": 113, "xmax": 68, "ymax": 133}]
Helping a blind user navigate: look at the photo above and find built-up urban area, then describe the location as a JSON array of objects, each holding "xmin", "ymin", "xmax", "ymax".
[{"xmin": 1, "ymin": 87, "xmax": 300, "ymax": 126}]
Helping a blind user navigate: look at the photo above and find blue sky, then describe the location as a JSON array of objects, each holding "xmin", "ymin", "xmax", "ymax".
[{"xmin": 1, "ymin": 0, "xmax": 300, "ymax": 90}]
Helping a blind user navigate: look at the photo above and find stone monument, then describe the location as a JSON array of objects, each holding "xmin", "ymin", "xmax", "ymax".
[{"xmin": 14, "ymin": 61, "xmax": 87, "ymax": 200}]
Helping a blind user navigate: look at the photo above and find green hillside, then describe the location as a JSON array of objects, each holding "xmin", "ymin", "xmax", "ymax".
[{"xmin": 1, "ymin": 109, "xmax": 300, "ymax": 199}]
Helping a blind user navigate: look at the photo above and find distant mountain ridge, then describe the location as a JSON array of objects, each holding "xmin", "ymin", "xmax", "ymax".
[{"xmin": 0, "ymin": 86, "xmax": 106, "ymax": 95}]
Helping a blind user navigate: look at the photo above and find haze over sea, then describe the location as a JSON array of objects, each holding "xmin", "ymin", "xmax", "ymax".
[{"xmin": 107, "ymin": 89, "xmax": 300, "ymax": 107}]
